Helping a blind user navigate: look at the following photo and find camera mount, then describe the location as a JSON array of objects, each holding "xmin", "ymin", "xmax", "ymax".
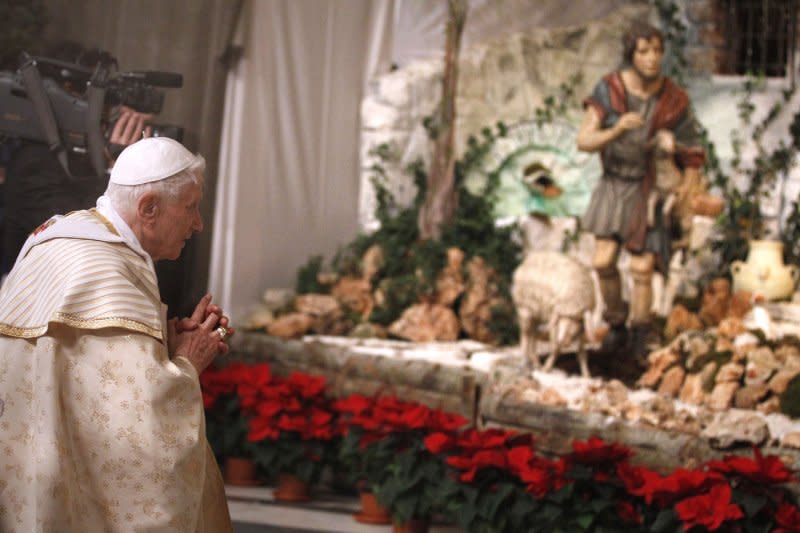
[{"xmin": 0, "ymin": 53, "xmax": 183, "ymax": 178}]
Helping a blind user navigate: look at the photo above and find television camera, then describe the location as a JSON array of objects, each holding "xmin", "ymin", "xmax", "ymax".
[{"xmin": 0, "ymin": 53, "xmax": 184, "ymax": 178}]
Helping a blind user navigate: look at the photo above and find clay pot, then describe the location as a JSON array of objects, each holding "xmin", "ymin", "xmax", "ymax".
[
  {"xmin": 353, "ymin": 491, "xmax": 392, "ymax": 524},
  {"xmin": 731, "ymin": 240, "xmax": 799, "ymax": 301},
  {"xmin": 273, "ymin": 473, "xmax": 311, "ymax": 502},
  {"xmin": 393, "ymin": 518, "xmax": 430, "ymax": 533},
  {"xmin": 223, "ymin": 457, "xmax": 259, "ymax": 486}
]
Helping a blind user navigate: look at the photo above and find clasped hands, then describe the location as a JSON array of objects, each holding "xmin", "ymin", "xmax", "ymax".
[{"xmin": 168, "ymin": 294, "xmax": 236, "ymax": 374}]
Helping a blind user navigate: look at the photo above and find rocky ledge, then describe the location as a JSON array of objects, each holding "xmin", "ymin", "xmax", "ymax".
[{"xmin": 228, "ymin": 330, "xmax": 800, "ymax": 472}]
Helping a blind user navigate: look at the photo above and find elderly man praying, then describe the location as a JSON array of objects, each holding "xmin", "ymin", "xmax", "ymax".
[{"xmin": 0, "ymin": 137, "xmax": 234, "ymax": 532}]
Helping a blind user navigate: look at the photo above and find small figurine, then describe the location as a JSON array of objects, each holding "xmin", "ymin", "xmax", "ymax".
[
  {"xmin": 647, "ymin": 129, "xmax": 682, "ymax": 228},
  {"xmin": 576, "ymin": 20, "xmax": 706, "ymax": 359},
  {"xmin": 512, "ymin": 251, "xmax": 601, "ymax": 377}
]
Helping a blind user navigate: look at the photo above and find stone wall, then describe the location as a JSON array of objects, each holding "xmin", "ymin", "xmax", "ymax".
[{"xmin": 682, "ymin": 0, "xmax": 727, "ymax": 75}]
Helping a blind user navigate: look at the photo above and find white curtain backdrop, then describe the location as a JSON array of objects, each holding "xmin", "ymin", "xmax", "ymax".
[{"xmin": 209, "ymin": 0, "xmax": 394, "ymax": 317}]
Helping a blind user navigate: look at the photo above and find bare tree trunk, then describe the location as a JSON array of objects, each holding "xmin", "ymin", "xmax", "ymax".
[{"xmin": 417, "ymin": 0, "xmax": 468, "ymax": 240}]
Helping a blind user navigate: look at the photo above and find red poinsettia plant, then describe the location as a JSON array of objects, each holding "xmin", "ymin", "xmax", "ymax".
[
  {"xmin": 332, "ymin": 393, "xmax": 468, "ymax": 501},
  {"xmin": 245, "ymin": 371, "xmax": 340, "ymax": 484},
  {"xmin": 425, "ymin": 426, "xmax": 550, "ymax": 531},
  {"xmin": 200, "ymin": 361, "xmax": 271, "ymax": 460},
  {"xmin": 368, "ymin": 401, "xmax": 469, "ymax": 524},
  {"xmin": 201, "ymin": 361, "xmax": 800, "ymax": 532},
  {"xmin": 426, "ymin": 430, "xmax": 800, "ymax": 533}
]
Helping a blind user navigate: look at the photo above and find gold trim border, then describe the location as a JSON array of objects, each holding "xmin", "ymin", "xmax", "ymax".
[
  {"xmin": 88, "ymin": 208, "xmax": 121, "ymax": 236},
  {"xmin": 0, "ymin": 313, "xmax": 162, "ymax": 341}
]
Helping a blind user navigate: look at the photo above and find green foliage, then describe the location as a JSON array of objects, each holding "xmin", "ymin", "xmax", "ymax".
[
  {"xmin": 780, "ymin": 109, "xmax": 800, "ymax": 265},
  {"xmin": 337, "ymin": 428, "xmax": 399, "ymax": 491},
  {"xmin": 653, "ymin": 0, "xmax": 800, "ymax": 276},
  {"xmin": 374, "ymin": 440, "xmax": 447, "ymax": 523},
  {"xmin": 332, "ymin": 122, "xmax": 523, "ymax": 334},
  {"xmin": 437, "ymin": 473, "xmax": 525, "ymax": 532},
  {"xmin": 205, "ymin": 394, "xmax": 251, "ymax": 461},
  {"xmin": 711, "ymin": 82, "xmax": 797, "ymax": 269},
  {"xmin": 250, "ymin": 432, "xmax": 331, "ymax": 485},
  {"xmin": 295, "ymin": 255, "xmax": 327, "ymax": 295},
  {"xmin": 487, "ymin": 297, "xmax": 520, "ymax": 347},
  {"xmin": 779, "ymin": 374, "xmax": 800, "ymax": 418},
  {"xmin": 652, "ymin": 0, "xmax": 689, "ymax": 86},
  {"xmin": 533, "ymin": 74, "xmax": 583, "ymax": 127}
]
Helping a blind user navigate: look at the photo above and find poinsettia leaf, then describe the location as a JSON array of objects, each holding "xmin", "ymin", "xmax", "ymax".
[
  {"xmin": 594, "ymin": 482, "xmax": 616, "ymax": 500},
  {"xmin": 570, "ymin": 464, "xmax": 593, "ymax": 480},
  {"xmin": 397, "ymin": 470, "xmax": 425, "ymax": 492},
  {"xmin": 650, "ymin": 508, "xmax": 679, "ymax": 533},
  {"xmin": 540, "ymin": 502, "xmax": 563, "ymax": 523},
  {"xmin": 456, "ymin": 501, "xmax": 477, "ymax": 528},
  {"xmin": 376, "ymin": 479, "xmax": 399, "ymax": 506},
  {"xmin": 295, "ymin": 460, "xmax": 313, "ymax": 482},
  {"xmin": 487, "ymin": 483, "xmax": 516, "ymax": 519},
  {"xmin": 575, "ymin": 513, "xmax": 594, "ymax": 529},
  {"xmin": 548, "ymin": 483, "xmax": 574, "ymax": 504},
  {"xmin": 742, "ymin": 522, "xmax": 772, "ymax": 533},
  {"xmin": 735, "ymin": 491, "xmax": 768, "ymax": 518},
  {"xmin": 464, "ymin": 485, "xmax": 479, "ymax": 506},
  {"xmin": 510, "ymin": 494, "xmax": 539, "ymax": 517},
  {"xmin": 595, "ymin": 525, "xmax": 629, "ymax": 533},
  {"xmin": 394, "ymin": 494, "xmax": 416, "ymax": 523},
  {"xmin": 590, "ymin": 498, "xmax": 611, "ymax": 513},
  {"xmin": 476, "ymin": 492, "xmax": 495, "ymax": 518}
]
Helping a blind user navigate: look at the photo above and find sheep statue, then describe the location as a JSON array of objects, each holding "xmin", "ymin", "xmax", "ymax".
[{"xmin": 511, "ymin": 250, "xmax": 603, "ymax": 377}]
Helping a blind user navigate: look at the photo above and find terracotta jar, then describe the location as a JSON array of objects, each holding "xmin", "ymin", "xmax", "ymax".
[
  {"xmin": 731, "ymin": 240, "xmax": 799, "ymax": 301},
  {"xmin": 223, "ymin": 457, "xmax": 259, "ymax": 486},
  {"xmin": 273, "ymin": 473, "xmax": 311, "ymax": 502},
  {"xmin": 353, "ymin": 491, "xmax": 392, "ymax": 525}
]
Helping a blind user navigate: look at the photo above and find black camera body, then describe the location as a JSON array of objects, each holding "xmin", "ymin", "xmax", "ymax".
[{"xmin": 0, "ymin": 54, "xmax": 183, "ymax": 177}]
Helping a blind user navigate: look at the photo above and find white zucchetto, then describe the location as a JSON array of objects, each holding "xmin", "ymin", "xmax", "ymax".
[{"xmin": 109, "ymin": 137, "xmax": 197, "ymax": 185}]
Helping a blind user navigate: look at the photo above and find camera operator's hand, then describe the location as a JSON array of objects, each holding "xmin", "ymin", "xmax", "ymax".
[{"xmin": 110, "ymin": 106, "xmax": 154, "ymax": 146}]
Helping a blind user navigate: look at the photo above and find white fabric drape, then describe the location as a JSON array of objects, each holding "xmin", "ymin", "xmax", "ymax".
[{"xmin": 210, "ymin": 0, "xmax": 394, "ymax": 317}]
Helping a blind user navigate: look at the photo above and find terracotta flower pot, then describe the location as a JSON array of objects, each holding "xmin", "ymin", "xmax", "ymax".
[
  {"xmin": 393, "ymin": 518, "xmax": 430, "ymax": 533},
  {"xmin": 353, "ymin": 491, "xmax": 392, "ymax": 524},
  {"xmin": 223, "ymin": 457, "xmax": 259, "ymax": 486},
  {"xmin": 273, "ymin": 473, "xmax": 311, "ymax": 502}
]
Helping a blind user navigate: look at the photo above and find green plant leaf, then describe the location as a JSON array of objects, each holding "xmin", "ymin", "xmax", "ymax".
[
  {"xmin": 548, "ymin": 484, "xmax": 574, "ymax": 504},
  {"xmin": 456, "ymin": 502, "xmax": 477, "ymax": 529},
  {"xmin": 394, "ymin": 494, "xmax": 417, "ymax": 523},
  {"xmin": 575, "ymin": 513, "xmax": 594, "ymax": 529},
  {"xmin": 590, "ymin": 497, "xmax": 612, "ymax": 513},
  {"xmin": 540, "ymin": 502, "xmax": 563, "ymax": 523},
  {"xmin": 736, "ymin": 491, "xmax": 768, "ymax": 517},
  {"xmin": 650, "ymin": 508, "xmax": 679, "ymax": 533}
]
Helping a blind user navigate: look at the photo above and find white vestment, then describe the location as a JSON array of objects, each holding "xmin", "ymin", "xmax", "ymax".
[{"xmin": 0, "ymin": 205, "xmax": 232, "ymax": 532}]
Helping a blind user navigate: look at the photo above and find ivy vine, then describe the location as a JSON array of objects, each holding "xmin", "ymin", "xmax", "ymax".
[{"xmin": 653, "ymin": 0, "xmax": 800, "ymax": 270}]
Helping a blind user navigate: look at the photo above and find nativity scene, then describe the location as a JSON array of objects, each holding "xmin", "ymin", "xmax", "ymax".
[{"xmin": 1, "ymin": 1, "xmax": 800, "ymax": 532}]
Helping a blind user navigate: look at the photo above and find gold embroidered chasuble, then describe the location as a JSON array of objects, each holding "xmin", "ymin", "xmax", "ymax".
[{"xmin": 0, "ymin": 209, "xmax": 232, "ymax": 532}]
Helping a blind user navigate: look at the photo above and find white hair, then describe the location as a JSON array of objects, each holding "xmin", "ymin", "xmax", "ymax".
[{"xmin": 105, "ymin": 155, "xmax": 206, "ymax": 217}]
